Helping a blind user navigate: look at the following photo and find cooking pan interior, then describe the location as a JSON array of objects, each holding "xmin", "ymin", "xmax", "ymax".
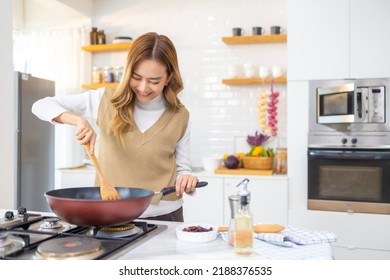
[{"xmin": 45, "ymin": 187, "xmax": 154, "ymax": 200}]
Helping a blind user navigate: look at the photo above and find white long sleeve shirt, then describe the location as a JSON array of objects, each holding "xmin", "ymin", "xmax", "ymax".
[{"xmin": 32, "ymin": 87, "xmax": 192, "ymax": 217}]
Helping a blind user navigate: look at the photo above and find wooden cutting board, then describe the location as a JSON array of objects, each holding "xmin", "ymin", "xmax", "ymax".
[{"xmin": 214, "ymin": 168, "xmax": 273, "ymax": 175}]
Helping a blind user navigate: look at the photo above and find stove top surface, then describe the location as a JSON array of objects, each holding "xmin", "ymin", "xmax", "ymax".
[{"xmin": 0, "ymin": 208, "xmax": 166, "ymax": 260}]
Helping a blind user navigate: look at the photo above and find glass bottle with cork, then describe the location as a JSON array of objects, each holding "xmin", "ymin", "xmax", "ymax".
[
  {"xmin": 234, "ymin": 178, "xmax": 253, "ymax": 255},
  {"xmin": 97, "ymin": 30, "xmax": 106, "ymax": 45}
]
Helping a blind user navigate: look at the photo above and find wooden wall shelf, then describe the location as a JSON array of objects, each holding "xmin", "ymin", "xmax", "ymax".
[
  {"xmin": 222, "ymin": 77, "xmax": 287, "ymax": 85},
  {"xmin": 222, "ymin": 34, "xmax": 287, "ymax": 45},
  {"xmin": 81, "ymin": 43, "xmax": 132, "ymax": 53},
  {"xmin": 81, "ymin": 83, "xmax": 118, "ymax": 89}
]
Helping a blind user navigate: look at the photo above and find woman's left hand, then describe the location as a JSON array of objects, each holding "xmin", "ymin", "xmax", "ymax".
[{"xmin": 175, "ymin": 174, "xmax": 199, "ymax": 196}]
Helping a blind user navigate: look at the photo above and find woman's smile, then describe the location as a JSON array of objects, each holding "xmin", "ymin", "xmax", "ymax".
[{"xmin": 130, "ymin": 59, "xmax": 170, "ymax": 103}]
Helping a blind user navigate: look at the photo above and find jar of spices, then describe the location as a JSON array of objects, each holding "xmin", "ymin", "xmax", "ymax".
[
  {"xmin": 97, "ymin": 30, "xmax": 106, "ymax": 44},
  {"xmin": 103, "ymin": 66, "xmax": 115, "ymax": 83},
  {"xmin": 92, "ymin": 67, "xmax": 103, "ymax": 84},
  {"xmin": 90, "ymin": 27, "xmax": 98, "ymax": 45},
  {"xmin": 114, "ymin": 66, "xmax": 124, "ymax": 83},
  {"xmin": 275, "ymin": 147, "xmax": 287, "ymax": 174}
]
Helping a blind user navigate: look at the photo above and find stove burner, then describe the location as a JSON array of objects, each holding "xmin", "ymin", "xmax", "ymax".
[
  {"xmin": 0, "ymin": 232, "xmax": 12, "ymax": 248},
  {"xmin": 100, "ymin": 223, "xmax": 135, "ymax": 232},
  {"xmin": 95, "ymin": 223, "xmax": 141, "ymax": 238},
  {"xmin": 0, "ymin": 213, "xmax": 163, "ymax": 260},
  {"xmin": 0, "ymin": 232, "xmax": 25, "ymax": 257},
  {"xmin": 36, "ymin": 236, "xmax": 102, "ymax": 260},
  {"xmin": 40, "ymin": 217, "xmax": 63, "ymax": 230}
]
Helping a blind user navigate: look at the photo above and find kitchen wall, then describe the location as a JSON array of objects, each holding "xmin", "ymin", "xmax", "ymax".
[
  {"xmin": 21, "ymin": 0, "xmax": 287, "ymax": 168},
  {"xmin": 89, "ymin": 0, "xmax": 287, "ymax": 167},
  {"xmin": 1, "ymin": 0, "xmax": 287, "ymax": 207}
]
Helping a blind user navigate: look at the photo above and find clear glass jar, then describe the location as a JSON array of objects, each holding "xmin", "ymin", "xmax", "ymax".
[
  {"xmin": 92, "ymin": 67, "xmax": 103, "ymax": 84},
  {"xmin": 103, "ymin": 66, "xmax": 115, "ymax": 83},
  {"xmin": 114, "ymin": 66, "xmax": 124, "ymax": 83},
  {"xmin": 275, "ymin": 147, "xmax": 287, "ymax": 174}
]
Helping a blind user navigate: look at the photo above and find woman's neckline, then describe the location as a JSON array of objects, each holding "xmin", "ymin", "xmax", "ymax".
[{"xmin": 135, "ymin": 93, "xmax": 165, "ymax": 111}]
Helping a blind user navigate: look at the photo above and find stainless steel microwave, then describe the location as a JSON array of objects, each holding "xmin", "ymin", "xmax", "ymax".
[{"xmin": 317, "ymin": 82, "xmax": 386, "ymax": 124}]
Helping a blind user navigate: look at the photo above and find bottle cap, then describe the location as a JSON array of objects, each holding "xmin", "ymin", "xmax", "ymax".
[{"xmin": 236, "ymin": 178, "xmax": 251, "ymax": 205}]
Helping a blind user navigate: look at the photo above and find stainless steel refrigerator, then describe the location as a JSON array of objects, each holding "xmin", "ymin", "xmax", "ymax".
[{"xmin": 15, "ymin": 72, "xmax": 55, "ymax": 212}]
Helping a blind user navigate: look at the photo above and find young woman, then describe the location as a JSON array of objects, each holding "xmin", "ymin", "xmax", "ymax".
[{"xmin": 32, "ymin": 32, "xmax": 198, "ymax": 222}]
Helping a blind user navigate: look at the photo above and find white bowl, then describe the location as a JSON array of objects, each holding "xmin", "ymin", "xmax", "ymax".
[
  {"xmin": 202, "ymin": 157, "xmax": 222, "ymax": 172},
  {"xmin": 176, "ymin": 223, "xmax": 218, "ymax": 243}
]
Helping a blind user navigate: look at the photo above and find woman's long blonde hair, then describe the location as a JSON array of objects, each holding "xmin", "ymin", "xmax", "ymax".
[{"xmin": 109, "ymin": 32, "xmax": 184, "ymax": 145}]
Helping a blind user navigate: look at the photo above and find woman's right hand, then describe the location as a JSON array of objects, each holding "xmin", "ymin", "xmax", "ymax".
[
  {"xmin": 75, "ymin": 117, "xmax": 97, "ymax": 154},
  {"xmin": 53, "ymin": 112, "xmax": 97, "ymax": 155}
]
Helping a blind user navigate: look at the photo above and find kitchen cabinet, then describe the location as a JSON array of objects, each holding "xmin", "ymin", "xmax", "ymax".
[
  {"xmin": 288, "ymin": 0, "xmax": 390, "ymax": 80},
  {"xmin": 56, "ymin": 166, "xmax": 95, "ymax": 189},
  {"xmin": 290, "ymin": 209, "xmax": 390, "ymax": 260},
  {"xmin": 288, "ymin": 0, "xmax": 349, "ymax": 80},
  {"xmin": 81, "ymin": 42, "xmax": 131, "ymax": 89},
  {"xmin": 183, "ymin": 175, "xmax": 288, "ymax": 226},
  {"xmin": 223, "ymin": 177, "xmax": 288, "ymax": 226},
  {"xmin": 183, "ymin": 176, "xmax": 224, "ymax": 225},
  {"xmin": 349, "ymin": 0, "xmax": 390, "ymax": 79}
]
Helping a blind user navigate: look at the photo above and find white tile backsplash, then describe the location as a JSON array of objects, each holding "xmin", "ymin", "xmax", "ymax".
[{"xmin": 93, "ymin": 0, "xmax": 287, "ymax": 167}]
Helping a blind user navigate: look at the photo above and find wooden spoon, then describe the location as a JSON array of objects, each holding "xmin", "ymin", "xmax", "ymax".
[{"xmin": 84, "ymin": 143, "xmax": 121, "ymax": 200}]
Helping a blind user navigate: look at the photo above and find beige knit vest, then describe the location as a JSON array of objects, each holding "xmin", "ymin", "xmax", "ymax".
[{"xmin": 96, "ymin": 89, "xmax": 189, "ymax": 202}]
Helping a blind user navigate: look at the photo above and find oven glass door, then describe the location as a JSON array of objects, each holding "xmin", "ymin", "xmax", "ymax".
[{"xmin": 308, "ymin": 149, "xmax": 390, "ymax": 204}]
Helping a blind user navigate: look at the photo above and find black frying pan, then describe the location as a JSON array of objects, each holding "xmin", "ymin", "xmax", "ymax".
[{"xmin": 44, "ymin": 181, "xmax": 208, "ymax": 226}]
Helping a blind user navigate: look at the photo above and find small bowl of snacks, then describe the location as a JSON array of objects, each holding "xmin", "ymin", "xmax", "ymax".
[{"xmin": 176, "ymin": 223, "xmax": 218, "ymax": 243}]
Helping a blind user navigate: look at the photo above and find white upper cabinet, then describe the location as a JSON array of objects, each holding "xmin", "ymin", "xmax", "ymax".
[
  {"xmin": 350, "ymin": 0, "xmax": 390, "ymax": 79},
  {"xmin": 288, "ymin": 0, "xmax": 349, "ymax": 80},
  {"xmin": 288, "ymin": 0, "xmax": 390, "ymax": 80}
]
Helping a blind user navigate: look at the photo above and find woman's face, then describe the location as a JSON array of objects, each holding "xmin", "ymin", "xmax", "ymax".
[{"xmin": 130, "ymin": 59, "xmax": 170, "ymax": 103}]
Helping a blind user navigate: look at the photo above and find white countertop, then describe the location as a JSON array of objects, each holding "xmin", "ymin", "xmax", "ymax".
[
  {"xmin": 0, "ymin": 209, "xmax": 333, "ymax": 260},
  {"xmin": 116, "ymin": 220, "xmax": 333, "ymax": 260}
]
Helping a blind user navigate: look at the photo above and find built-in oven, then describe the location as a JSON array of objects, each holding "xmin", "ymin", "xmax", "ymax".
[
  {"xmin": 308, "ymin": 148, "xmax": 390, "ymax": 214},
  {"xmin": 308, "ymin": 78, "xmax": 390, "ymax": 214}
]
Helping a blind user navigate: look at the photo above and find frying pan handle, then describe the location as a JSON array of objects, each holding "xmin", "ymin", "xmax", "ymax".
[{"xmin": 161, "ymin": 181, "xmax": 208, "ymax": 196}]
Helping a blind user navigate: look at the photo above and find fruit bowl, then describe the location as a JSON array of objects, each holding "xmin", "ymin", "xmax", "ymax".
[{"xmin": 242, "ymin": 156, "xmax": 273, "ymax": 170}]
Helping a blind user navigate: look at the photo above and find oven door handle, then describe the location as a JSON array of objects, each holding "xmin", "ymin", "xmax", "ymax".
[{"xmin": 308, "ymin": 149, "xmax": 390, "ymax": 160}]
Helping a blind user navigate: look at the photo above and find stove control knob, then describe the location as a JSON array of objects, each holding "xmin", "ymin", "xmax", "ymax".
[
  {"xmin": 17, "ymin": 207, "xmax": 27, "ymax": 215},
  {"xmin": 4, "ymin": 211, "xmax": 14, "ymax": 220},
  {"xmin": 341, "ymin": 138, "xmax": 348, "ymax": 144},
  {"xmin": 351, "ymin": 138, "xmax": 357, "ymax": 144}
]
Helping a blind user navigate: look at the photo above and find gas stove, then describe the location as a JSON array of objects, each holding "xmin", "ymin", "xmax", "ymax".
[{"xmin": 0, "ymin": 208, "xmax": 167, "ymax": 260}]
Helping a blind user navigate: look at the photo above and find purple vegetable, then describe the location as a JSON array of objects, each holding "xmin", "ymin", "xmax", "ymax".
[{"xmin": 224, "ymin": 155, "xmax": 240, "ymax": 169}]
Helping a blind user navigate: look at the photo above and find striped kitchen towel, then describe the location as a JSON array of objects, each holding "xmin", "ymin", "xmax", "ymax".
[{"xmin": 255, "ymin": 225, "xmax": 337, "ymax": 247}]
